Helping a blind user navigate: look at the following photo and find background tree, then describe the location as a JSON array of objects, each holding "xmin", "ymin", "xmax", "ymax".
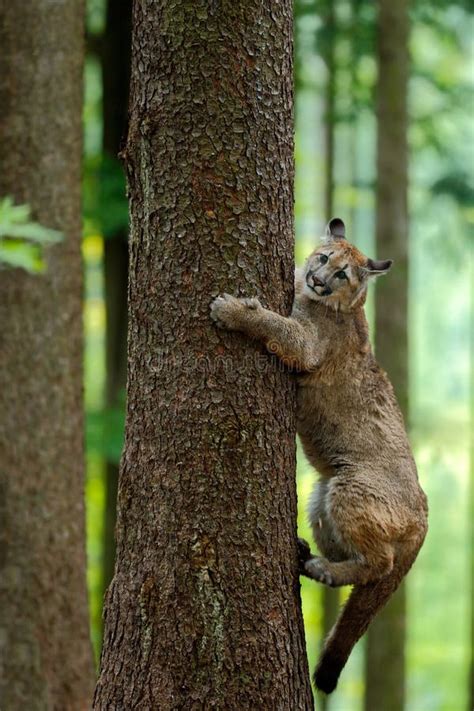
[
  {"xmin": 0, "ymin": 0, "xmax": 94, "ymax": 707},
  {"xmin": 99, "ymin": 0, "xmax": 132, "ymax": 613},
  {"xmin": 364, "ymin": 0, "xmax": 409, "ymax": 708},
  {"xmin": 93, "ymin": 2, "xmax": 313, "ymax": 708}
]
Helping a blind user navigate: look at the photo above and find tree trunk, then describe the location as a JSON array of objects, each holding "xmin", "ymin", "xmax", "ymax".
[
  {"xmin": 93, "ymin": 3, "xmax": 313, "ymax": 709},
  {"xmin": 102, "ymin": 241, "xmax": 128, "ymax": 604},
  {"xmin": 100, "ymin": 0, "xmax": 132, "ymax": 615},
  {"xmin": 364, "ymin": 0, "xmax": 409, "ymax": 709},
  {"xmin": 0, "ymin": 1, "xmax": 94, "ymax": 709},
  {"xmin": 347, "ymin": 0, "xmax": 362, "ymax": 243},
  {"xmin": 321, "ymin": 4, "xmax": 340, "ymax": 709},
  {"xmin": 323, "ymin": 0, "xmax": 336, "ymax": 226}
]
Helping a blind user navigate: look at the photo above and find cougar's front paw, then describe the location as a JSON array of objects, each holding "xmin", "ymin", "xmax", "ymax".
[
  {"xmin": 304, "ymin": 557, "xmax": 334, "ymax": 587},
  {"xmin": 239, "ymin": 297, "xmax": 261, "ymax": 310},
  {"xmin": 210, "ymin": 294, "xmax": 241, "ymax": 330},
  {"xmin": 210, "ymin": 294, "xmax": 261, "ymax": 330}
]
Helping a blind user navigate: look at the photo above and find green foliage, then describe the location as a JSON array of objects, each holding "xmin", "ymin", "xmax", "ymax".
[
  {"xmin": 83, "ymin": 154, "xmax": 128, "ymax": 239},
  {"xmin": 0, "ymin": 196, "xmax": 62, "ymax": 271},
  {"xmin": 431, "ymin": 171, "xmax": 474, "ymax": 207},
  {"xmin": 86, "ymin": 0, "xmax": 106, "ymax": 35},
  {"xmin": 82, "ymin": 54, "xmax": 129, "ymax": 241},
  {"xmin": 86, "ymin": 399, "xmax": 125, "ymax": 465}
]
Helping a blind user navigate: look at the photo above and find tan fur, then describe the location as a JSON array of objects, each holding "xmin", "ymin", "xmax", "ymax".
[{"xmin": 210, "ymin": 218, "xmax": 428, "ymax": 693}]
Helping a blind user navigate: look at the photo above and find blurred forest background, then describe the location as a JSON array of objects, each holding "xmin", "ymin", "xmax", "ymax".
[{"xmin": 79, "ymin": 0, "xmax": 471, "ymax": 709}]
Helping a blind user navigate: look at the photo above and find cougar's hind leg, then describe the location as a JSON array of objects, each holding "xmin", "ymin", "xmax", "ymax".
[
  {"xmin": 308, "ymin": 478, "xmax": 352, "ymax": 562},
  {"xmin": 305, "ymin": 474, "xmax": 398, "ymax": 586}
]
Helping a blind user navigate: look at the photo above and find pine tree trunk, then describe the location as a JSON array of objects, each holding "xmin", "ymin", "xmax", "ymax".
[
  {"xmin": 0, "ymin": 1, "xmax": 94, "ymax": 709},
  {"xmin": 364, "ymin": 0, "xmax": 409, "ymax": 708},
  {"xmin": 93, "ymin": 2, "xmax": 313, "ymax": 709},
  {"xmin": 100, "ymin": 0, "xmax": 132, "ymax": 613}
]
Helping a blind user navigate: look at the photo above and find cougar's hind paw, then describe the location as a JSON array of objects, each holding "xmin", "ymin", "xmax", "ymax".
[
  {"xmin": 297, "ymin": 537, "xmax": 311, "ymax": 561},
  {"xmin": 297, "ymin": 537, "xmax": 313, "ymax": 575}
]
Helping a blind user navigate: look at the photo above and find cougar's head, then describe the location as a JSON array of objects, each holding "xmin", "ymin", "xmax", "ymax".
[{"xmin": 303, "ymin": 218, "xmax": 393, "ymax": 312}]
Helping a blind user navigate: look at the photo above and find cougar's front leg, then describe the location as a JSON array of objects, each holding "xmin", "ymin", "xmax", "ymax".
[{"xmin": 210, "ymin": 293, "xmax": 319, "ymax": 371}]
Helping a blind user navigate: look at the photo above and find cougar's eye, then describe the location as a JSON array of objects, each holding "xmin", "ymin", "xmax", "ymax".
[
  {"xmin": 335, "ymin": 270, "xmax": 347, "ymax": 280},
  {"xmin": 319, "ymin": 254, "xmax": 328, "ymax": 264}
]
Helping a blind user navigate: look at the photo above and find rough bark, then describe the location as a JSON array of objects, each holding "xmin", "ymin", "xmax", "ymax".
[
  {"xmin": 100, "ymin": 0, "xmax": 132, "ymax": 613},
  {"xmin": 364, "ymin": 0, "xmax": 409, "ymax": 708},
  {"xmin": 0, "ymin": 1, "xmax": 94, "ymax": 709},
  {"xmin": 93, "ymin": 2, "xmax": 313, "ymax": 709}
]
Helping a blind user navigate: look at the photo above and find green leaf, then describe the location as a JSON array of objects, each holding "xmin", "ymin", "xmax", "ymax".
[
  {"xmin": 0, "ymin": 240, "xmax": 43, "ymax": 272},
  {"xmin": 0, "ymin": 197, "xmax": 62, "ymax": 244},
  {"xmin": 0, "ymin": 196, "xmax": 63, "ymax": 271}
]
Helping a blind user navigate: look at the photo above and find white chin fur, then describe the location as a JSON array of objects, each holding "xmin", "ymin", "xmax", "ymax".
[{"xmin": 303, "ymin": 283, "xmax": 318, "ymax": 299}]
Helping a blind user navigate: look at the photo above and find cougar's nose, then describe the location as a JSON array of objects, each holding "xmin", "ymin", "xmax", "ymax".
[{"xmin": 311, "ymin": 275, "xmax": 325, "ymax": 288}]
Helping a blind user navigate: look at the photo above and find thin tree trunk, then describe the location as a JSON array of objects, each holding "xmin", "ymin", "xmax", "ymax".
[
  {"xmin": 93, "ymin": 2, "xmax": 313, "ymax": 709},
  {"xmin": 100, "ymin": 0, "xmax": 132, "ymax": 614},
  {"xmin": 347, "ymin": 0, "xmax": 362, "ymax": 243},
  {"xmin": 321, "ymin": 4, "xmax": 339, "ymax": 708},
  {"xmin": 0, "ymin": 1, "xmax": 94, "ymax": 709},
  {"xmin": 102, "ymin": 242, "xmax": 127, "ymax": 599},
  {"xmin": 323, "ymin": 0, "xmax": 336, "ymax": 222},
  {"xmin": 364, "ymin": 1, "xmax": 409, "ymax": 708}
]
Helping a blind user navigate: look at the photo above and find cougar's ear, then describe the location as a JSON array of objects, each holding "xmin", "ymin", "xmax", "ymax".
[
  {"xmin": 366, "ymin": 258, "xmax": 393, "ymax": 276},
  {"xmin": 325, "ymin": 217, "xmax": 346, "ymax": 241}
]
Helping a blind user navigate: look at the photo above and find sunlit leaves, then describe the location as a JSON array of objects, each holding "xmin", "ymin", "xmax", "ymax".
[{"xmin": 0, "ymin": 196, "xmax": 63, "ymax": 272}]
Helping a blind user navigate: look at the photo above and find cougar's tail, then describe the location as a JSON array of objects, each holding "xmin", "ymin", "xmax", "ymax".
[{"xmin": 314, "ymin": 558, "xmax": 413, "ymax": 694}]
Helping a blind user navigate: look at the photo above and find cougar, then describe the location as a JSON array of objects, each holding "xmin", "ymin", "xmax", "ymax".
[{"xmin": 210, "ymin": 217, "xmax": 428, "ymax": 693}]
